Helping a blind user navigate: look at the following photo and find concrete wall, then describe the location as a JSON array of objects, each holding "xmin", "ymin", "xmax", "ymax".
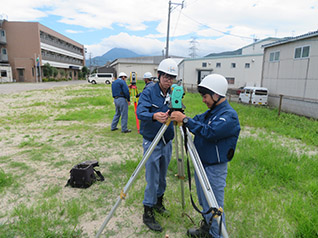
[
  {"xmin": 262, "ymin": 34, "xmax": 318, "ymax": 118},
  {"xmin": 113, "ymin": 63, "xmax": 158, "ymax": 80},
  {"xmin": 4, "ymin": 21, "xmax": 40, "ymax": 82},
  {"xmin": 179, "ymin": 54, "xmax": 264, "ymax": 90}
]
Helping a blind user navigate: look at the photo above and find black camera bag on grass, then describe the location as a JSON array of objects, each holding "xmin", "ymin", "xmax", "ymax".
[{"xmin": 66, "ymin": 160, "xmax": 104, "ymax": 188}]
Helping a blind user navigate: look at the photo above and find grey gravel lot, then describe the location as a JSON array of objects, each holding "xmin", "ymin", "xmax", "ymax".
[{"xmin": 0, "ymin": 80, "xmax": 88, "ymax": 95}]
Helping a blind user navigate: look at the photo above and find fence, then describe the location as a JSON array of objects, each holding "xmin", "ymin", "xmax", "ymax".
[{"xmin": 183, "ymin": 83, "xmax": 318, "ymax": 119}]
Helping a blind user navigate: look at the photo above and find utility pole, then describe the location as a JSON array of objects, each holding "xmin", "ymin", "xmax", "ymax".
[{"xmin": 165, "ymin": 0, "xmax": 184, "ymax": 58}]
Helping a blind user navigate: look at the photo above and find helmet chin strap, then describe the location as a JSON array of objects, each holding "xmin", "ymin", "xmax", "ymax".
[{"xmin": 210, "ymin": 93, "xmax": 221, "ymax": 110}]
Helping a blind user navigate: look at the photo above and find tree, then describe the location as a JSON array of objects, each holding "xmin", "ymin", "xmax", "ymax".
[
  {"xmin": 52, "ymin": 67, "xmax": 58, "ymax": 78},
  {"xmin": 81, "ymin": 66, "xmax": 89, "ymax": 79},
  {"xmin": 43, "ymin": 63, "xmax": 53, "ymax": 77}
]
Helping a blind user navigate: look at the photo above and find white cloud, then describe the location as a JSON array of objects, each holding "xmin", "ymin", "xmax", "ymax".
[
  {"xmin": 65, "ymin": 29, "xmax": 83, "ymax": 34},
  {"xmin": 2, "ymin": 0, "xmax": 318, "ymax": 58},
  {"xmin": 85, "ymin": 32, "xmax": 165, "ymax": 57}
]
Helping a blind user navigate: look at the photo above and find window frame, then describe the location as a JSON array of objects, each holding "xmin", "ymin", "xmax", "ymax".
[
  {"xmin": 269, "ymin": 50, "xmax": 280, "ymax": 62},
  {"xmin": 294, "ymin": 45, "xmax": 310, "ymax": 59}
]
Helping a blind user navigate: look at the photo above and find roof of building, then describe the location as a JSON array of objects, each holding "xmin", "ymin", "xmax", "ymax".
[
  {"xmin": 263, "ymin": 30, "xmax": 318, "ymax": 48},
  {"xmin": 110, "ymin": 55, "xmax": 184, "ymax": 66}
]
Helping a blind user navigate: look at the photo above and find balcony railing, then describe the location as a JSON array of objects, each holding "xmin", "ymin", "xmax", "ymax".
[{"xmin": 42, "ymin": 54, "xmax": 83, "ymax": 66}]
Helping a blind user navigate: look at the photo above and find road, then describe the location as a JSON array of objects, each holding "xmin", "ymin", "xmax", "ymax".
[{"xmin": 0, "ymin": 80, "xmax": 87, "ymax": 95}]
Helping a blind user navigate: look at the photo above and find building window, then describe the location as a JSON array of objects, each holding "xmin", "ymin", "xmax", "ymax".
[
  {"xmin": 1, "ymin": 70, "xmax": 7, "ymax": 77},
  {"xmin": 245, "ymin": 63, "xmax": 250, "ymax": 68},
  {"xmin": 226, "ymin": 77, "xmax": 235, "ymax": 84},
  {"xmin": 202, "ymin": 62, "xmax": 207, "ymax": 67},
  {"xmin": 0, "ymin": 30, "xmax": 5, "ymax": 37},
  {"xmin": 216, "ymin": 62, "xmax": 221, "ymax": 68},
  {"xmin": 231, "ymin": 63, "xmax": 236, "ymax": 68},
  {"xmin": 294, "ymin": 48, "xmax": 301, "ymax": 58},
  {"xmin": 295, "ymin": 46, "xmax": 310, "ymax": 59},
  {"xmin": 2, "ymin": 48, "xmax": 7, "ymax": 55},
  {"xmin": 269, "ymin": 51, "xmax": 280, "ymax": 62}
]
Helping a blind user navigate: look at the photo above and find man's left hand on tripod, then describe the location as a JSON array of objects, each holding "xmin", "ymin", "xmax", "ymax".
[{"xmin": 171, "ymin": 111, "xmax": 186, "ymax": 123}]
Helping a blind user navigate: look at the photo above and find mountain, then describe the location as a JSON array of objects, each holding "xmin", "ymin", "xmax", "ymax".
[
  {"xmin": 205, "ymin": 48, "xmax": 242, "ymax": 57},
  {"xmin": 86, "ymin": 48, "xmax": 145, "ymax": 67}
]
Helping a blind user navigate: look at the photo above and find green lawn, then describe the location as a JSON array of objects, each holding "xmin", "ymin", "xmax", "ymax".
[{"xmin": 0, "ymin": 81, "xmax": 317, "ymax": 238}]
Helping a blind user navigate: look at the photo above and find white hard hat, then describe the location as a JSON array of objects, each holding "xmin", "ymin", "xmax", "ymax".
[
  {"xmin": 118, "ymin": 72, "xmax": 127, "ymax": 78},
  {"xmin": 198, "ymin": 74, "xmax": 228, "ymax": 97},
  {"xmin": 143, "ymin": 72, "xmax": 152, "ymax": 79},
  {"xmin": 158, "ymin": 58, "xmax": 178, "ymax": 77}
]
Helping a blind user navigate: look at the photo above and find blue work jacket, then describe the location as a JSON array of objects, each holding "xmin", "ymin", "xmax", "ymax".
[
  {"xmin": 111, "ymin": 78, "xmax": 130, "ymax": 102},
  {"xmin": 186, "ymin": 100, "xmax": 240, "ymax": 165},
  {"xmin": 136, "ymin": 83, "xmax": 174, "ymax": 143}
]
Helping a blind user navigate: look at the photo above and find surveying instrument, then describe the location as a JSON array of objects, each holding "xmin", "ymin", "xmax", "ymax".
[
  {"xmin": 96, "ymin": 82, "xmax": 229, "ymax": 238},
  {"xmin": 128, "ymin": 72, "xmax": 140, "ymax": 133}
]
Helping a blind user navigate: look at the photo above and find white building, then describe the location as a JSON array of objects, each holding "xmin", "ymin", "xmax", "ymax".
[
  {"xmin": 262, "ymin": 30, "xmax": 318, "ymax": 118},
  {"xmin": 109, "ymin": 56, "xmax": 183, "ymax": 79},
  {"xmin": 0, "ymin": 64, "xmax": 13, "ymax": 82},
  {"xmin": 178, "ymin": 38, "xmax": 280, "ymax": 92}
]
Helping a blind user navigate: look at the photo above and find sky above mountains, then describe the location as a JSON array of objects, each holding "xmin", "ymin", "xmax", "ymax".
[{"xmin": 2, "ymin": 0, "xmax": 318, "ymax": 58}]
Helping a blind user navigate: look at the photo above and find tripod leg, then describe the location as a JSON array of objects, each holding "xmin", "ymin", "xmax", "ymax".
[
  {"xmin": 95, "ymin": 120, "xmax": 171, "ymax": 238},
  {"xmin": 180, "ymin": 127, "xmax": 229, "ymax": 238},
  {"xmin": 174, "ymin": 123, "xmax": 185, "ymax": 209}
]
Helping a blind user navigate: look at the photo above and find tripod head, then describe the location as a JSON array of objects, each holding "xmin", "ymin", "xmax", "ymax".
[
  {"xmin": 168, "ymin": 80, "xmax": 185, "ymax": 115},
  {"xmin": 130, "ymin": 72, "xmax": 137, "ymax": 85}
]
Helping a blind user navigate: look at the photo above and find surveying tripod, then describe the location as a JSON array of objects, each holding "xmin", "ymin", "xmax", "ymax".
[
  {"xmin": 95, "ymin": 83, "xmax": 229, "ymax": 238},
  {"xmin": 128, "ymin": 72, "xmax": 140, "ymax": 133}
]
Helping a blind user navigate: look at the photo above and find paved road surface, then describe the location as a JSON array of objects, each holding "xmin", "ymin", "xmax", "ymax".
[{"xmin": 0, "ymin": 80, "xmax": 88, "ymax": 95}]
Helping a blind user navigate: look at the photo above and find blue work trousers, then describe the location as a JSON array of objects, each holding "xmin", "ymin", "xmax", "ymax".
[
  {"xmin": 195, "ymin": 162, "xmax": 228, "ymax": 238},
  {"xmin": 142, "ymin": 138, "xmax": 172, "ymax": 207},
  {"xmin": 111, "ymin": 97, "xmax": 128, "ymax": 132}
]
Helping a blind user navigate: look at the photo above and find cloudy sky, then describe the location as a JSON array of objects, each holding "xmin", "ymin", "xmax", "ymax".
[{"xmin": 2, "ymin": 0, "xmax": 318, "ymax": 58}]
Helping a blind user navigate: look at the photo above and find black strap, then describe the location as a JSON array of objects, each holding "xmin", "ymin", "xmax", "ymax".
[{"xmin": 94, "ymin": 169, "xmax": 105, "ymax": 181}]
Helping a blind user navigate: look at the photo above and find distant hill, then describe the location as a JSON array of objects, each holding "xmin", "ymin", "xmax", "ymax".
[
  {"xmin": 205, "ymin": 49, "xmax": 242, "ymax": 57},
  {"xmin": 86, "ymin": 48, "xmax": 145, "ymax": 67}
]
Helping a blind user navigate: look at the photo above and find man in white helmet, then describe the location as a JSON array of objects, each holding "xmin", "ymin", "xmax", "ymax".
[
  {"xmin": 111, "ymin": 72, "xmax": 131, "ymax": 133},
  {"xmin": 171, "ymin": 74, "xmax": 241, "ymax": 238},
  {"xmin": 136, "ymin": 58, "xmax": 178, "ymax": 232},
  {"xmin": 136, "ymin": 72, "xmax": 155, "ymax": 98}
]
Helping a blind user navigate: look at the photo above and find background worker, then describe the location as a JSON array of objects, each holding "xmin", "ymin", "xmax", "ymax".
[
  {"xmin": 136, "ymin": 58, "xmax": 178, "ymax": 232},
  {"xmin": 111, "ymin": 72, "xmax": 131, "ymax": 133},
  {"xmin": 171, "ymin": 74, "xmax": 241, "ymax": 238},
  {"xmin": 136, "ymin": 72, "xmax": 155, "ymax": 98}
]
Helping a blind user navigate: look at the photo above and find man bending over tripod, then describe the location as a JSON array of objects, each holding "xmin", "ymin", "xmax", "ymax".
[
  {"xmin": 136, "ymin": 58, "xmax": 179, "ymax": 232},
  {"xmin": 171, "ymin": 74, "xmax": 241, "ymax": 238}
]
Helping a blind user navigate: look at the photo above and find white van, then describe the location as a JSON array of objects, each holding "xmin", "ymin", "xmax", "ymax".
[
  {"xmin": 239, "ymin": 87, "xmax": 268, "ymax": 105},
  {"xmin": 88, "ymin": 73, "xmax": 114, "ymax": 84}
]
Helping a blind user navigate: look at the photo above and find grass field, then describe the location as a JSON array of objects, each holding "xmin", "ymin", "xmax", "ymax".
[{"xmin": 0, "ymin": 81, "xmax": 317, "ymax": 238}]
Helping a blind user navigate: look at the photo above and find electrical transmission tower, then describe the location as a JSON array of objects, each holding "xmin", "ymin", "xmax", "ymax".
[{"xmin": 189, "ymin": 37, "xmax": 198, "ymax": 58}]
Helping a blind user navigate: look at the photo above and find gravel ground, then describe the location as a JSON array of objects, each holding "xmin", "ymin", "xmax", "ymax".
[{"xmin": 0, "ymin": 80, "xmax": 88, "ymax": 95}]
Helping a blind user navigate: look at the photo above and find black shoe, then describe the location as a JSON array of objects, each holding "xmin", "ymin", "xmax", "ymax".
[
  {"xmin": 154, "ymin": 194, "xmax": 170, "ymax": 216},
  {"xmin": 122, "ymin": 129, "xmax": 131, "ymax": 133},
  {"xmin": 111, "ymin": 128, "xmax": 118, "ymax": 131},
  {"xmin": 187, "ymin": 220, "xmax": 211, "ymax": 238},
  {"xmin": 143, "ymin": 205, "xmax": 162, "ymax": 232}
]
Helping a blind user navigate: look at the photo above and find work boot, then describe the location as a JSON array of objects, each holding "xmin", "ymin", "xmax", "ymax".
[
  {"xmin": 143, "ymin": 205, "xmax": 162, "ymax": 232},
  {"xmin": 154, "ymin": 194, "xmax": 170, "ymax": 216},
  {"xmin": 187, "ymin": 219, "xmax": 211, "ymax": 238}
]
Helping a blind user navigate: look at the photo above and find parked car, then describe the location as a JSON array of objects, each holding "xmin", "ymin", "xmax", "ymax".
[
  {"xmin": 236, "ymin": 86, "xmax": 244, "ymax": 95},
  {"xmin": 88, "ymin": 73, "xmax": 114, "ymax": 84},
  {"xmin": 239, "ymin": 86, "xmax": 268, "ymax": 105}
]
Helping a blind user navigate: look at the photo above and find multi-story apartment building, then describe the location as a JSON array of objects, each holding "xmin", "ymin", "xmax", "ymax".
[{"xmin": 0, "ymin": 20, "xmax": 85, "ymax": 82}]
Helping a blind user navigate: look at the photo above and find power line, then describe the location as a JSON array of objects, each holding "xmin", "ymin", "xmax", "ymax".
[{"xmin": 178, "ymin": 10, "xmax": 255, "ymax": 40}]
